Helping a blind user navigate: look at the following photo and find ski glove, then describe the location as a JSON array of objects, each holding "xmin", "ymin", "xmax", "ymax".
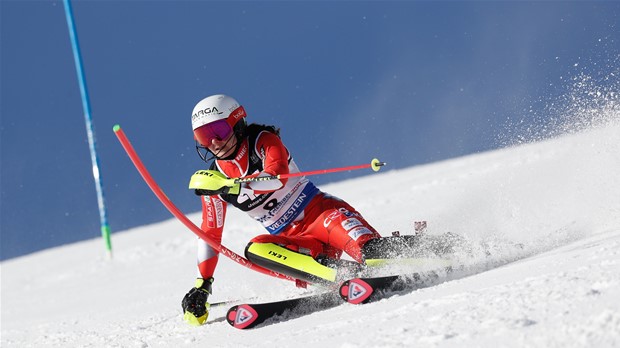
[
  {"xmin": 189, "ymin": 170, "xmax": 240, "ymax": 196},
  {"xmin": 182, "ymin": 277, "xmax": 214, "ymax": 326}
]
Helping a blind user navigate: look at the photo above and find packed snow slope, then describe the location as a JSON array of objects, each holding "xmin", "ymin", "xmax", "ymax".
[{"xmin": 3, "ymin": 120, "xmax": 620, "ymax": 347}]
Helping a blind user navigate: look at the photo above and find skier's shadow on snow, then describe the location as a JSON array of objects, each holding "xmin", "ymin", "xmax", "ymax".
[{"xmin": 250, "ymin": 294, "xmax": 344, "ymax": 329}]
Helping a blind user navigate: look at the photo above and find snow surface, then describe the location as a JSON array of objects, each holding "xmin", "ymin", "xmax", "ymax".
[{"xmin": 2, "ymin": 119, "xmax": 620, "ymax": 347}]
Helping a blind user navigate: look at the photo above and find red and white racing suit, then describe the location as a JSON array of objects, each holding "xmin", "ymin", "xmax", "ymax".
[{"xmin": 195, "ymin": 125, "xmax": 381, "ymax": 279}]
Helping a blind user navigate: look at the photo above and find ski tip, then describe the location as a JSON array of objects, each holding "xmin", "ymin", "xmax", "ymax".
[
  {"xmin": 339, "ymin": 278, "xmax": 375, "ymax": 305},
  {"xmin": 340, "ymin": 283, "xmax": 350, "ymax": 299},
  {"xmin": 226, "ymin": 304, "xmax": 259, "ymax": 330},
  {"xmin": 113, "ymin": 124, "xmax": 121, "ymax": 132},
  {"xmin": 226, "ymin": 305, "xmax": 238, "ymax": 327}
]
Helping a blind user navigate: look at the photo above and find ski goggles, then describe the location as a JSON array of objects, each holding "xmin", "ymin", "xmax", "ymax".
[
  {"xmin": 193, "ymin": 106, "xmax": 247, "ymax": 146},
  {"xmin": 194, "ymin": 119, "xmax": 234, "ymax": 146}
]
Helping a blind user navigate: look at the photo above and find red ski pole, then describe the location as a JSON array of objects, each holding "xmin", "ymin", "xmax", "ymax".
[{"xmin": 234, "ymin": 159, "xmax": 386, "ymax": 184}]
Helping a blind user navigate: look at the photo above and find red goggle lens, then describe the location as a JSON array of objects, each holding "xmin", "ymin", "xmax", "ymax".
[{"xmin": 194, "ymin": 119, "xmax": 233, "ymax": 146}]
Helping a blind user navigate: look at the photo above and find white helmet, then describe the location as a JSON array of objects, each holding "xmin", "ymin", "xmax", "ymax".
[
  {"xmin": 191, "ymin": 94, "xmax": 246, "ymax": 131},
  {"xmin": 191, "ymin": 94, "xmax": 248, "ymax": 161}
]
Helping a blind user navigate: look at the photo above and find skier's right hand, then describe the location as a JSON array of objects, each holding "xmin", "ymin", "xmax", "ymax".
[
  {"xmin": 189, "ymin": 170, "xmax": 241, "ymax": 196},
  {"xmin": 181, "ymin": 277, "xmax": 213, "ymax": 326}
]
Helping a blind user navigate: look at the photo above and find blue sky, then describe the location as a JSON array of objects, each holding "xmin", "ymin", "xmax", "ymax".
[{"xmin": 1, "ymin": 1, "xmax": 618, "ymax": 260}]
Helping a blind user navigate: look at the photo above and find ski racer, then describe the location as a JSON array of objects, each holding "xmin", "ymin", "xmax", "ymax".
[{"xmin": 181, "ymin": 94, "xmax": 421, "ymax": 325}]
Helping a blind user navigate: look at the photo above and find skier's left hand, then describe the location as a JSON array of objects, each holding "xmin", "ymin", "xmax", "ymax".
[{"xmin": 189, "ymin": 170, "xmax": 240, "ymax": 196}]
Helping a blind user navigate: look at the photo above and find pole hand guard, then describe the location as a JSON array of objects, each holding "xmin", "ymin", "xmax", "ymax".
[{"xmin": 189, "ymin": 170, "xmax": 240, "ymax": 195}]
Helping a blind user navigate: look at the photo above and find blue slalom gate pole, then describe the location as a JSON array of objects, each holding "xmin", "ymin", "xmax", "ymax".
[{"xmin": 63, "ymin": 0, "xmax": 113, "ymax": 258}]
